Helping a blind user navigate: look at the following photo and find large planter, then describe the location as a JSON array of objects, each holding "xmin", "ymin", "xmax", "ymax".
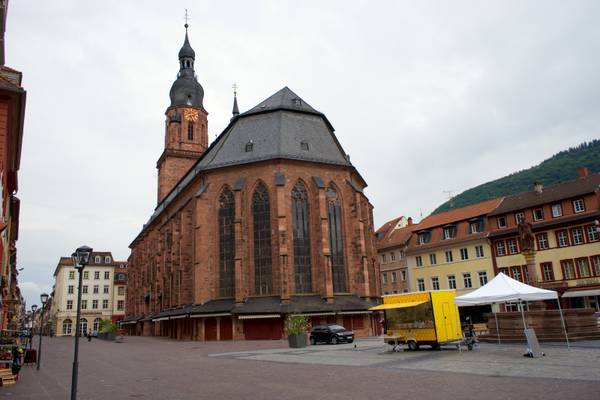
[
  {"xmin": 288, "ymin": 334, "xmax": 307, "ymax": 348},
  {"xmin": 98, "ymin": 332, "xmax": 116, "ymax": 341}
]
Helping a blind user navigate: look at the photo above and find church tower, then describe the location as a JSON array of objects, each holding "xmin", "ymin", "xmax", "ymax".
[{"xmin": 157, "ymin": 24, "xmax": 208, "ymax": 204}]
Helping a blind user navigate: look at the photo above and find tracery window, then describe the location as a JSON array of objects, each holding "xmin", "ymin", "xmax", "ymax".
[
  {"xmin": 326, "ymin": 186, "xmax": 346, "ymax": 292},
  {"xmin": 219, "ymin": 187, "xmax": 235, "ymax": 297},
  {"xmin": 292, "ymin": 182, "xmax": 312, "ymax": 293},
  {"xmin": 252, "ymin": 183, "xmax": 272, "ymax": 295}
]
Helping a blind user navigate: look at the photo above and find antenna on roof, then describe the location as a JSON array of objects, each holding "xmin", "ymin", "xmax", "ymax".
[{"xmin": 443, "ymin": 190, "xmax": 455, "ymax": 208}]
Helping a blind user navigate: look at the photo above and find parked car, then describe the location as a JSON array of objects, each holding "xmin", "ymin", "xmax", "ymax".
[{"xmin": 309, "ymin": 324, "xmax": 354, "ymax": 345}]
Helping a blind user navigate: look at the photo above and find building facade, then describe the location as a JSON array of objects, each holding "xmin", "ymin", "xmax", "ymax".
[
  {"xmin": 488, "ymin": 170, "xmax": 600, "ymax": 311},
  {"xmin": 51, "ymin": 252, "xmax": 127, "ymax": 336},
  {"xmin": 376, "ymin": 216, "xmax": 413, "ymax": 294},
  {"xmin": 0, "ymin": 2, "xmax": 26, "ymax": 331},
  {"xmin": 124, "ymin": 26, "xmax": 379, "ymax": 340}
]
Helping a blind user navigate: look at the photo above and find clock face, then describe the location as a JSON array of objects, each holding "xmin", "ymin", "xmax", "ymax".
[{"xmin": 184, "ymin": 108, "xmax": 198, "ymax": 122}]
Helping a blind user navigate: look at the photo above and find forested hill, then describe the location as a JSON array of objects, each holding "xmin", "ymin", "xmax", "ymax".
[{"xmin": 433, "ymin": 140, "xmax": 600, "ymax": 214}]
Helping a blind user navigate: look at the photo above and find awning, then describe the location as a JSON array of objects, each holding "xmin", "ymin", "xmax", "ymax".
[
  {"xmin": 562, "ymin": 289, "xmax": 600, "ymax": 298},
  {"xmin": 337, "ymin": 310, "xmax": 372, "ymax": 315},
  {"xmin": 299, "ymin": 312, "xmax": 336, "ymax": 317},
  {"xmin": 238, "ymin": 314, "xmax": 281, "ymax": 320},
  {"xmin": 120, "ymin": 321, "xmax": 137, "ymax": 325},
  {"xmin": 189, "ymin": 313, "xmax": 231, "ymax": 318},
  {"xmin": 369, "ymin": 300, "xmax": 428, "ymax": 311}
]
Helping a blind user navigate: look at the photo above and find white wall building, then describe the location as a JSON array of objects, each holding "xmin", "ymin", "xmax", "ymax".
[{"xmin": 51, "ymin": 252, "xmax": 127, "ymax": 336}]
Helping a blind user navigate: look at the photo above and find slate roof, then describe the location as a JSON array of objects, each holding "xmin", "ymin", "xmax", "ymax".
[
  {"xmin": 489, "ymin": 173, "xmax": 600, "ymax": 216},
  {"xmin": 133, "ymin": 87, "xmax": 359, "ymax": 246},
  {"xmin": 232, "ymin": 295, "xmax": 375, "ymax": 315}
]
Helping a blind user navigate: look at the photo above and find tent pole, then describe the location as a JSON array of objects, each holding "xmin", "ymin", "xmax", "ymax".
[
  {"xmin": 520, "ymin": 301, "xmax": 527, "ymax": 330},
  {"xmin": 494, "ymin": 303, "xmax": 500, "ymax": 344},
  {"xmin": 556, "ymin": 298, "xmax": 570, "ymax": 349}
]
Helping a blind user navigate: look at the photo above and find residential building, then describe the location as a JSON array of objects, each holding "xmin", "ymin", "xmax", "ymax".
[
  {"xmin": 0, "ymin": 2, "xmax": 26, "ymax": 331},
  {"xmin": 51, "ymin": 252, "xmax": 127, "ymax": 336},
  {"xmin": 376, "ymin": 216, "xmax": 413, "ymax": 294},
  {"xmin": 124, "ymin": 25, "xmax": 379, "ymax": 341},
  {"xmin": 488, "ymin": 170, "xmax": 600, "ymax": 310},
  {"xmin": 406, "ymin": 199, "xmax": 503, "ymax": 320}
]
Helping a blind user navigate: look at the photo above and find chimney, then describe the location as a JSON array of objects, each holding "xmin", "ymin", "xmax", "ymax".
[
  {"xmin": 407, "ymin": 217, "xmax": 413, "ymax": 226},
  {"xmin": 577, "ymin": 166, "xmax": 589, "ymax": 178},
  {"xmin": 534, "ymin": 181, "xmax": 543, "ymax": 194}
]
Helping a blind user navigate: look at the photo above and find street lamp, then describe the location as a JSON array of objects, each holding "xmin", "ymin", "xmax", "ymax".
[
  {"xmin": 36, "ymin": 293, "xmax": 49, "ymax": 371},
  {"xmin": 30, "ymin": 305, "xmax": 38, "ymax": 350},
  {"xmin": 70, "ymin": 245, "xmax": 93, "ymax": 400}
]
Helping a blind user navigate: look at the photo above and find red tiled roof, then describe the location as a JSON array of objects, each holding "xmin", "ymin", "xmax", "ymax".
[
  {"xmin": 376, "ymin": 217, "xmax": 403, "ymax": 237},
  {"xmin": 417, "ymin": 197, "xmax": 504, "ymax": 231}
]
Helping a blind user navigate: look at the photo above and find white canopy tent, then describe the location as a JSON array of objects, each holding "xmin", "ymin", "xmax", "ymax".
[{"xmin": 454, "ymin": 273, "xmax": 569, "ymax": 348}]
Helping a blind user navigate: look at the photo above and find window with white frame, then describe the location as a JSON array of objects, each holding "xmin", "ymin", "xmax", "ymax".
[
  {"xmin": 105, "ymin": 256, "xmax": 111, "ymax": 263},
  {"xmin": 416, "ymin": 256, "xmax": 423, "ymax": 267},
  {"xmin": 390, "ymin": 252, "xmax": 396, "ymax": 261},
  {"xmin": 469, "ymin": 219, "xmax": 484, "ymax": 234},
  {"xmin": 82, "ymin": 285, "xmax": 88, "ymax": 294},
  {"xmin": 431, "ymin": 277, "xmax": 440, "ymax": 290},
  {"xmin": 571, "ymin": 227, "xmax": 584, "ymax": 245},
  {"xmin": 515, "ymin": 212, "xmax": 525, "ymax": 224},
  {"xmin": 104, "ymin": 271, "xmax": 110, "ymax": 279},
  {"xmin": 399, "ymin": 250, "xmax": 405, "ymax": 259},
  {"xmin": 401, "ymin": 270, "xmax": 407, "ymax": 281},
  {"xmin": 417, "ymin": 279, "xmax": 425, "ymax": 292},
  {"xmin": 478, "ymin": 271, "xmax": 488, "ymax": 286},
  {"xmin": 445, "ymin": 250, "xmax": 453, "ymax": 263},
  {"xmin": 68, "ymin": 285, "xmax": 74, "ymax": 294},
  {"xmin": 551, "ymin": 203, "xmax": 562, "ymax": 217},
  {"xmin": 382, "ymin": 273, "xmax": 388, "ymax": 284},
  {"xmin": 103, "ymin": 285, "xmax": 109, "ymax": 294},
  {"xmin": 495, "ymin": 241, "xmax": 506, "ymax": 256},
  {"xmin": 81, "ymin": 300, "xmax": 87, "ymax": 309},
  {"xmin": 572, "ymin": 198, "xmax": 585, "ymax": 213},
  {"xmin": 95, "ymin": 256, "xmax": 101, "ymax": 263},
  {"xmin": 459, "ymin": 248, "xmax": 468, "ymax": 260},
  {"xmin": 391, "ymin": 272, "xmax": 397, "ymax": 283},
  {"xmin": 381, "ymin": 254, "xmax": 386, "ymax": 263},
  {"xmin": 511, "ymin": 266, "xmax": 522, "ymax": 282},
  {"xmin": 66, "ymin": 300, "xmax": 73, "ymax": 310},
  {"xmin": 117, "ymin": 300, "xmax": 124, "ymax": 310},
  {"xmin": 447, "ymin": 275, "xmax": 456, "ymax": 289},
  {"xmin": 577, "ymin": 258, "xmax": 591, "ymax": 278},
  {"xmin": 557, "ymin": 230, "xmax": 569, "ymax": 247},
  {"xmin": 94, "ymin": 271, "xmax": 100, "ymax": 279},
  {"xmin": 592, "ymin": 256, "xmax": 600, "ymax": 276},
  {"xmin": 536, "ymin": 233, "xmax": 549, "ymax": 250},
  {"xmin": 69, "ymin": 271, "xmax": 75, "ymax": 280},
  {"xmin": 429, "ymin": 253, "xmax": 437, "ymax": 265},
  {"xmin": 83, "ymin": 271, "xmax": 89, "ymax": 279},
  {"xmin": 92, "ymin": 300, "xmax": 98, "ymax": 309},
  {"xmin": 463, "ymin": 273, "xmax": 472, "ymax": 288},
  {"xmin": 497, "ymin": 216, "xmax": 507, "ymax": 228},
  {"xmin": 118, "ymin": 286, "xmax": 125, "ymax": 296},
  {"xmin": 417, "ymin": 231, "xmax": 431, "ymax": 245},
  {"xmin": 102, "ymin": 299, "xmax": 109, "ymax": 309},
  {"xmin": 541, "ymin": 263, "xmax": 554, "ymax": 281},
  {"xmin": 587, "ymin": 225, "xmax": 599, "ymax": 242},
  {"xmin": 507, "ymin": 239, "xmax": 518, "ymax": 254},
  {"xmin": 533, "ymin": 208, "xmax": 544, "ymax": 221},
  {"xmin": 93, "ymin": 285, "xmax": 99, "ymax": 294},
  {"xmin": 475, "ymin": 245, "xmax": 484, "ymax": 258},
  {"xmin": 443, "ymin": 225, "xmax": 457, "ymax": 240},
  {"xmin": 562, "ymin": 260, "xmax": 576, "ymax": 279}
]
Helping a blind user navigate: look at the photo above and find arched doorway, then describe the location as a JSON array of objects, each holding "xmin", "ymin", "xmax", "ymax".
[
  {"xmin": 80, "ymin": 318, "xmax": 88, "ymax": 336},
  {"xmin": 62, "ymin": 319, "xmax": 72, "ymax": 335}
]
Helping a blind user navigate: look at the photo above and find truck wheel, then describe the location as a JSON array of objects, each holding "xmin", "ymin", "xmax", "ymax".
[
  {"xmin": 431, "ymin": 343, "xmax": 441, "ymax": 350},
  {"xmin": 407, "ymin": 341, "xmax": 419, "ymax": 351}
]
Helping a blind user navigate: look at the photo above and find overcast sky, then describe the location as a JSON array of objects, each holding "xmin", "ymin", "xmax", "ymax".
[{"xmin": 7, "ymin": 1, "xmax": 600, "ymax": 308}]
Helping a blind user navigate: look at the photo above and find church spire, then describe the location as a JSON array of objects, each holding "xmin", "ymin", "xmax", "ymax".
[{"xmin": 232, "ymin": 83, "xmax": 240, "ymax": 118}]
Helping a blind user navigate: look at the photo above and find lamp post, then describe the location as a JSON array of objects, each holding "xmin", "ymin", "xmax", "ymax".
[
  {"xmin": 36, "ymin": 293, "xmax": 49, "ymax": 371},
  {"xmin": 70, "ymin": 245, "xmax": 93, "ymax": 400},
  {"xmin": 30, "ymin": 305, "xmax": 38, "ymax": 350}
]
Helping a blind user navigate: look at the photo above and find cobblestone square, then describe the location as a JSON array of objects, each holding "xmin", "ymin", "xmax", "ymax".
[{"xmin": 2, "ymin": 337, "xmax": 600, "ymax": 399}]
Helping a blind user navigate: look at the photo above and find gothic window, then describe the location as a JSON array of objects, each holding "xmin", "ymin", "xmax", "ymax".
[
  {"xmin": 292, "ymin": 181, "xmax": 312, "ymax": 293},
  {"xmin": 252, "ymin": 183, "xmax": 272, "ymax": 295},
  {"xmin": 327, "ymin": 186, "xmax": 346, "ymax": 292},
  {"xmin": 219, "ymin": 187, "xmax": 235, "ymax": 297},
  {"xmin": 188, "ymin": 121, "xmax": 194, "ymax": 141}
]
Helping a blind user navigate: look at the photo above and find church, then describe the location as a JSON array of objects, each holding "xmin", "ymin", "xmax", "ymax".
[{"xmin": 123, "ymin": 25, "xmax": 380, "ymax": 340}]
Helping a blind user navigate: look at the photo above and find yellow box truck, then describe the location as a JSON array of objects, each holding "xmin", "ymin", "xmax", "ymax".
[{"xmin": 370, "ymin": 290, "xmax": 462, "ymax": 350}]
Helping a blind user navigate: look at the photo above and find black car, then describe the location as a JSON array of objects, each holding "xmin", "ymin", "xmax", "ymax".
[{"xmin": 309, "ymin": 324, "xmax": 354, "ymax": 345}]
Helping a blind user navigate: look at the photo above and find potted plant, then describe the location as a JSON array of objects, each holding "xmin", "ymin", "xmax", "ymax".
[
  {"xmin": 285, "ymin": 314, "xmax": 309, "ymax": 348},
  {"xmin": 98, "ymin": 320, "xmax": 117, "ymax": 341}
]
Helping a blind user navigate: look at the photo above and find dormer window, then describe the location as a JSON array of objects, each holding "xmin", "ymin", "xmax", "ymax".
[
  {"xmin": 94, "ymin": 256, "xmax": 101, "ymax": 263},
  {"xmin": 188, "ymin": 122, "xmax": 194, "ymax": 140},
  {"xmin": 497, "ymin": 215, "xmax": 507, "ymax": 228},
  {"xmin": 105, "ymin": 256, "xmax": 111, "ymax": 264},
  {"xmin": 417, "ymin": 231, "xmax": 431, "ymax": 245},
  {"xmin": 300, "ymin": 141, "xmax": 309, "ymax": 151},
  {"xmin": 533, "ymin": 208, "xmax": 544, "ymax": 222},
  {"xmin": 245, "ymin": 140, "xmax": 254, "ymax": 152},
  {"xmin": 469, "ymin": 218, "xmax": 484, "ymax": 234},
  {"xmin": 442, "ymin": 225, "xmax": 457, "ymax": 240},
  {"xmin": 515, "ymin": 212, "xmax": 525, "ymax": 224}
]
